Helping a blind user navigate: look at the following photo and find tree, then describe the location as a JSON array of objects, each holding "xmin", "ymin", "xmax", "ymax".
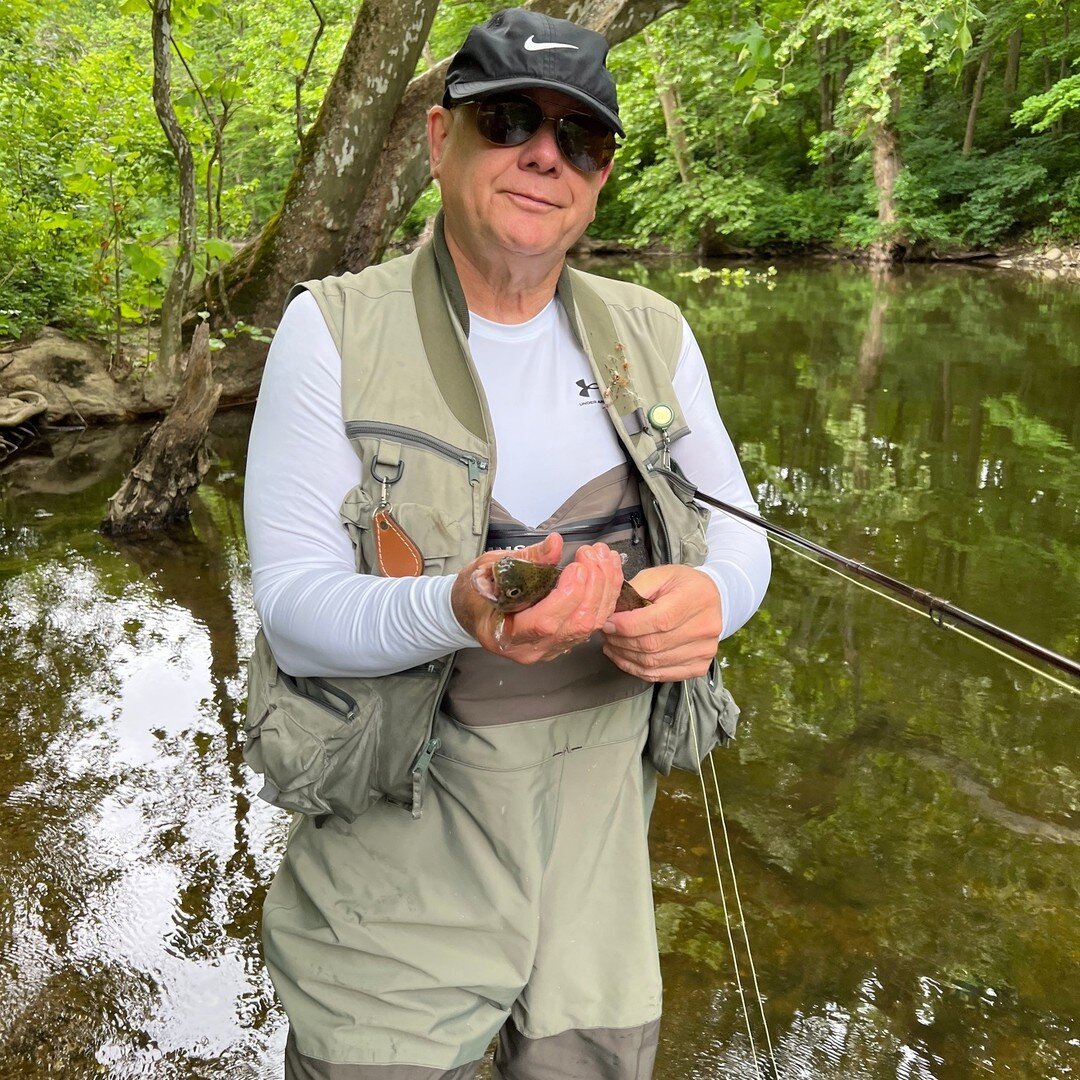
[
  {"xmin": 151, "ymin": 0, "xmax": 197, "ymax": 375},
  {"xmin": 771, "ymin": 0, "xmax": 974, "ymax": 261},
  {"xmin": 201, "ymin": 0, "xmax": 689, "ymax": 347},
  {"xmin": 103, "ymin": 0, "xmax": 216, "ymax": 536},
  {"xmin": 211, "ymin": 0, "xmax": 442, "ymax": 333}
]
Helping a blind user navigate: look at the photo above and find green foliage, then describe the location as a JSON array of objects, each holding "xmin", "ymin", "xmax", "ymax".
[
  {"xmin": 0, "ymin": 0, "xmax": 357, "ymax": 343},
  {"xmin": 597, "ymin": 0, "xmax": 1078, "ymax": 254},
  {"xmin": 894, "ymin": 135, "xmax": 1061, "ymax": 246},
  {"xmin": 0, "ymin": 0, "xmax": 1078, "ymax": 343},
  {"xmin": 1013, "ymin": 73, "xmax": 1080, "ymax": 133}
]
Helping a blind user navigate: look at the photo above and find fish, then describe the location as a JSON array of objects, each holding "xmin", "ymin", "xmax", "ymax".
[{"xmin": 472, "ymin": 555, "xmax": 651, "ymax": 614}]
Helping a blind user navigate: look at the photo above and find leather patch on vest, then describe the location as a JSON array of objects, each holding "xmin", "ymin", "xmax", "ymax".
[{"xmin": 374, "ymin": 507, "xmax": 424, "ymax": 577}]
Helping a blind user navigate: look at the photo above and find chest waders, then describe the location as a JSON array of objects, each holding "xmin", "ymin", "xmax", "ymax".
[
  {"xmin": 242, "ymin": 220, "xmax": 740, "ymax": 826},
  {"xmin": 250, "ymin": 222, "xmax": 744, "ymax": 1078}
]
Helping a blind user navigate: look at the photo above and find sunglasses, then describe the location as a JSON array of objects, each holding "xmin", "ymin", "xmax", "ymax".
[{"xmin": 471, "ymin": 94, "xmax": 618, "ymax": 174}]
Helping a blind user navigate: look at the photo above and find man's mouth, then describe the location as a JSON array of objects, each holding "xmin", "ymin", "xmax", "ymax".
[{"xmin": 506, "ymin": 191, "xmax": 559, "ymax": 209}]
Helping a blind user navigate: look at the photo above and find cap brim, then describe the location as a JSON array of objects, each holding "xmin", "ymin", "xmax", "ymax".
[{"xmin": 447, "ymin": 78, "xmax": 624, "ymax": 138}]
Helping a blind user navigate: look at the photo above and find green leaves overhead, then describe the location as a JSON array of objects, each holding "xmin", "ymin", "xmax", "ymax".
[{"xmin": 0, "ymin": 0, "xmax": 1078, "ymax": 343}]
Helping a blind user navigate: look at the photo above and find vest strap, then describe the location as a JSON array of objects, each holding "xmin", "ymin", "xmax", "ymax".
[{"xmin": 411, "ymin": 239, "xmax": 486, "ymax": 441}]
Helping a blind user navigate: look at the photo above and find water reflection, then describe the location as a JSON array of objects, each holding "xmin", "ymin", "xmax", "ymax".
[
  {"xmin": 0, "ymin": 416, "xmax": 286, "ymax": 1077},
  {"xmin": 1, "ymin": 264, "xmax": 1078, "ymax": 1078}
]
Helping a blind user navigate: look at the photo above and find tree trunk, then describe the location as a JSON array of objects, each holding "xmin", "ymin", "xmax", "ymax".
[
  {"xmin": 194, "ymin": 0, "xmax": 686, "ymax": 391},
  {"xmin": 1004, "ymin": 28, "xmax": 1022, "ymax": 99},
  {"xmin": 644, "ymin": 28, "xmax": 692, "ymax": 184},
  {"xmin": 101, "ymin": 324, "xmax": 221, "ymax": 537},
  {"xmin": 836, "ymin": 29, "xmax": 852, "ymax": 96},
  {"xmin": 816, "ymin": 31, "xmax": 833, "ymax": 135},
  {"xmin": 152, "ymin": 0, "xmax": 196, "ymax": 376},
  {"xmin": 336, "ymin": 0, "xmax": 689, "ymax": 277},
  {"xmin": 866, "ymin": 28, "xmax": 904, "ymax": 265},
  {"xmin": 212, "ymin": 0, "xmax": 442, "ymax": 332},
  {"xmin": 868, "ymin": 118, "xmax": 903, "ymax": 263},
  {"xmin": 962, "ymin": 48, "xmax": 991, "ymax": 155},
  {"xmin": 961, "ymin": 53, "xmax": 979, "ymax": 99},
  {"xmin": 1062, "ymin": 5, "xmax": 1071, "ymax": 80}
]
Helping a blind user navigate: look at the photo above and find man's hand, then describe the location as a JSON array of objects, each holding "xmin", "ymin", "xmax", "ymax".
[
  {"xmin": 451, "ymin": 533, "xmax": 627, "ymax": 665},
  {"xmin": 601, "ymin": 565, "xmax": 723, "ymax": 682}
]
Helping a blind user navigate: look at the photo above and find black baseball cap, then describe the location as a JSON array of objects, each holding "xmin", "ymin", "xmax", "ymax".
[{"xmin": 442, "ymin": 8, "xmax": 623, "ymax": 137}]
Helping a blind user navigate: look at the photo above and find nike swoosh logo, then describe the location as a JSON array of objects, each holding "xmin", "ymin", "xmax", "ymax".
[{"xmin": 523, "ymin": 35, "xmax": 580, "ymax": 52}]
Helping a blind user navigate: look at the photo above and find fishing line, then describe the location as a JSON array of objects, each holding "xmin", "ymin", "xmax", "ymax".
[
  {"xmin": 768, "ymin": 534, "xmax": 1080, "ymax": 698},
  {"xmin": 706, "ymin": 748, "xmax": 780, "ymax": 1077},
  {"xmin": 688, "ymin": 699, "xmax": 769, "ymax": 1080}
]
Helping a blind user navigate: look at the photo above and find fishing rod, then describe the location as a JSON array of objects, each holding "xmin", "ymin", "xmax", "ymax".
[{"xmin": 653, "ymin": 466, "xmax": 1080, "ymax": 682}]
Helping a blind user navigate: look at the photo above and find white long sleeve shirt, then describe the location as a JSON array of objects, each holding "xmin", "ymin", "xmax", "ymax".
[{"xmin": 244, "ymin": 288, "xmax": 770, "ymax": 678}]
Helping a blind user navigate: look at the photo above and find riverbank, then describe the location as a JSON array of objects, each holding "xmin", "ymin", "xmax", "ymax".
[
  {"xmin": 980, "ymin": 241, "xmax": 1080, "ymax": 280},
  {"xmin": 573, "ymin": 234, "xmax": 1080, "ymax": 280},
  {"xmin": 2, "ymin": 241, "xmax": 1076, "ymax": 429}
]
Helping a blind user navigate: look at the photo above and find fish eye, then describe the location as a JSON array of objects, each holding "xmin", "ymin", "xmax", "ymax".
[{"xmin": 506, "ymin": 586, "xmax": 522, "ymax": 598}]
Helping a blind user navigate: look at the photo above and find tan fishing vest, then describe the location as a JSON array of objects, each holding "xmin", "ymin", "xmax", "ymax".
[{"xmin": 242, "ymin": 224, "xmax": 739, "ymax": 823}]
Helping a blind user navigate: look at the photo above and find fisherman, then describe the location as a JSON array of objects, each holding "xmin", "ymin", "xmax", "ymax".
[{"xmin": 244, "ymin": 8, "xmax": 770, "ymax": 1078}]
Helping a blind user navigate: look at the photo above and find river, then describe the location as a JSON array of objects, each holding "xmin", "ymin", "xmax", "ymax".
[{"xmin": 1, "ymin": 259, "xmax": 1077, "ymax": 1078}]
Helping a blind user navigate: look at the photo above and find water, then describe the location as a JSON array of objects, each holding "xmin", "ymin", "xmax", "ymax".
[{"xmin": 1, "ymin": 261, "xmax": 1077, "ymax": 1078}]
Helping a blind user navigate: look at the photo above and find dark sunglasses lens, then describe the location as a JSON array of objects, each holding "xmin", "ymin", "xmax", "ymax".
[
  {"xmin": 475, "ymin": 97, "xmax": 543, "ymax": 147},
  {"xmin": 474, "ymin": 95, "xmax": 617, "ymax": 173},
  {"xmin": 557, "ymin": 116, "xmax": 616, "ymax": 172}
]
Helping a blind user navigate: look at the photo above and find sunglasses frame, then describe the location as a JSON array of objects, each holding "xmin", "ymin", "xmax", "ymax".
[{"xmin": 469, "ymin": 93, "xmax": 618, "ymax": 174}]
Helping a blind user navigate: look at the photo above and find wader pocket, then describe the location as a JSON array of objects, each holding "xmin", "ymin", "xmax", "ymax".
[
  {"xmin": 340, "ymin": 487, "xmax": 462, "ymax": 576},
  {"xmin": 242, "ymin": 629, "xmax": 382, "ymax": 821},
  {"xmin": 646, "ymin": 658, "xmax": 740, "ymax": 776}
]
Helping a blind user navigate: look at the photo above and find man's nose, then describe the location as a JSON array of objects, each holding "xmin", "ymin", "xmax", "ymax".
[{"xmin": 520, "ymin": 118, "xmax": 563, "ymax": 172}]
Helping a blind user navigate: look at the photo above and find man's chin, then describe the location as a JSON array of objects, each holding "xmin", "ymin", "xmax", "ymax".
[{"xmin": 495, "ymin": 218, "xmax": 573, "ymax": 259}]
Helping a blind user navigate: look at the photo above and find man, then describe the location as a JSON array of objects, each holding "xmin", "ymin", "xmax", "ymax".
[{"xmin": 244, "ymin": 9, "xmax": 770, "ymax": 1078}]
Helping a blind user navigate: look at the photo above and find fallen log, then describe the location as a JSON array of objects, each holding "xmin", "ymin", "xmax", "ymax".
[{"xmin": 101, "ymin": 323, "xmax": 221, "ymax": 538}]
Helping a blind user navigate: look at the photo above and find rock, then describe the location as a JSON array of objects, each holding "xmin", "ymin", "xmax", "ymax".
[
  {"xmin": 0, "ymin": 328, "xmax": 174, "ymax": 423},
  {"xmin": 0, "ymin": 390, "xmax": 48, "ymax": 426},
  {"xmin": 1042, "ymin": 268, "xmax": 1059, "ymax": 281},
  {"xmin": 1044, "ymin": 247, "xmax": 1062, "ymax": 261},
  {"xmin": 997, "ymin": 259, "xmax": 1014, "ymax": 268}
]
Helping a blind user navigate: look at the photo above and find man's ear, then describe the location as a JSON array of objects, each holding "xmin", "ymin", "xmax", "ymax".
[{"xmin": 427, "ymin": 106, "xmax": 453, "ymax": 180}]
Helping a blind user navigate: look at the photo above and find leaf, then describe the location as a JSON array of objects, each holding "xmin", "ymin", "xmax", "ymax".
[
  {"xmin": 119, "ymin": 301, "xmax": 144, "ymax": 321},
  {"xmin": 124, "ymin": 242, "xmax": 167, "ymax": 280},
  {"xmin": 119, "ymin": 0, "xmax": 146, "ymax": 14},
  {"xmin": 732, "ymin": 69, "xmax": 757, "ymax": 93},
  {"xmin": 203, "ymin": 237, "xmax": 234, "ymax": 261},
  {"xmin": 957, "ymin": 22, "xmax": 972, "ymax": 54},
  {"xmin": 39, "ymin": 211, "xmax": 77, "ymax": 232}
]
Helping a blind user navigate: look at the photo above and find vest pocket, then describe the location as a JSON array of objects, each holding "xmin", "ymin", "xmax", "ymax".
[
  {"xmin": 340, "ymin": 487, "xmax": 462, "ymax": 576},
  {"xmin": 645, "ymin": 659, "xmax": 740, "ymax": 776},
  {"xmin": 242, "ymin": 629, "xmax": 382, "ymax": 821}
]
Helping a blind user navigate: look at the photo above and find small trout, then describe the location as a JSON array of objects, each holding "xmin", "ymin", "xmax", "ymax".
[{"xmin": 472, "ymin": 555, "xmax": 651, "ymax": 614}]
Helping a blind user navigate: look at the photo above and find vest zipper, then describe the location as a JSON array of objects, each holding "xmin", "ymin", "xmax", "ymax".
[
  {"xmin": 486, "ymin": 506, "xmax": 645, "ymax": 548},
  {"xmin": 280, "ymin": 673, "xmax": 360, "ymax": 723},
  {"xmin": 344, "ymin": 420, "xmax": 490, "ymax": 536}
]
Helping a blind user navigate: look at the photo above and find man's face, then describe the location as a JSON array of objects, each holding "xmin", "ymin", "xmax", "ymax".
[{"xmin": 428, "ymin": 88, "xmax": 614, "ymax": 264}]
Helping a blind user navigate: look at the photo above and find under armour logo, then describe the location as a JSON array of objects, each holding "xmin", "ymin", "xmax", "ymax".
[{"xmin": 576, "ymin": 379, "xmax": 600, "ymax": 398}]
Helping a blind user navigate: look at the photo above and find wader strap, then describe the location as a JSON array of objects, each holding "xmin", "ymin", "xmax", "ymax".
[{"xmin": 411, "ymin": 239, "xmax": 487, "ymax": 441}]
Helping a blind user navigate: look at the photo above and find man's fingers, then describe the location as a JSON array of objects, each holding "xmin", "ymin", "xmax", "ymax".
[
  {"xmin": 517, "ymin": 531, "xmax": 564, "ymax": 566},
  {"xmin": 602, "ymin": 639, "xmax": 717, "ymax": 682}
]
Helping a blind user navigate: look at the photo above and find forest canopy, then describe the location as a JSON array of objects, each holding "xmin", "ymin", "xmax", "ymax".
[{"xmin": 1, "ymin": 0, "xmax": 1077, "ymax": 343}]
